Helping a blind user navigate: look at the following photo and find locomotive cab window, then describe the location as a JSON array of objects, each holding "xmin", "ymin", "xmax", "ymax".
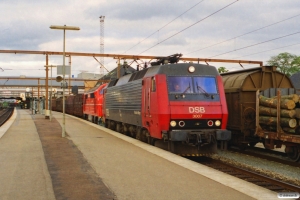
[
  {"xmin": 193, "ymin": 77, "xmax": 218, "ymax": 94},
  {"xmin": 168, "ymin": 76, "xmax": 193, "ymax": 93},
  {"xmin": 99, "ymin": 88, "xmax": 104, "ymax": 95},
  {"xmin": 168, "ymin": 76, "xmax": 218, "ymax": 94}
]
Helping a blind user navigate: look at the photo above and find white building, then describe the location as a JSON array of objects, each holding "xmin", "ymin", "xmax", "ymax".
[{"xmin": 76, "ymin": 72, "xmax": 103, "ymax": 80}]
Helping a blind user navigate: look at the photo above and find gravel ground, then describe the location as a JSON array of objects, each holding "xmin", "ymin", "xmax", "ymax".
[{"xmin": 211, "ymin": 150, "xmax": 300, "ymax": 186}]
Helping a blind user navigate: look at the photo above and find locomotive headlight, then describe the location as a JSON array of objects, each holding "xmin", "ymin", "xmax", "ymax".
[
  {"xmin": 188, "ymin": 66, "xmax": 195, "ymax": 73},
  {"xmin": 178, "ymin": 121, "xmax": 185, "ymax": 127},
  {"xmin": 170, "ymin": 121, "xmax": 177, "ymax": 127},
  {"xmin": 215, "ymin": 120, "xmax": 221, "ymax": 126},
  {"xmin": 207, "ymin": 120, "xmax": 213, "ymax": 127}
]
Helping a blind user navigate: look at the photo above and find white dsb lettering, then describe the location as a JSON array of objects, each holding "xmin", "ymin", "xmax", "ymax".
[{"xmin": 189, "ymin": 107, "xmax": 205, "ymax": 113}]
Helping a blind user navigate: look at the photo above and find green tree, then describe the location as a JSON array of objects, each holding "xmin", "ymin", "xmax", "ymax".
[
  {"xmin": 218, "ymin": 66, "xmax": 229, "ymax": 73},
  {"xmin": 267, "ymin": 52, "xmax": 300, "ymax": 77}
]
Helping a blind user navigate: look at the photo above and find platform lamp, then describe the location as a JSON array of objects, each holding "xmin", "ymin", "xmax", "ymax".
[{"xmin": 50, "ymin": 25, "xmax": 80, "ymax": 137}]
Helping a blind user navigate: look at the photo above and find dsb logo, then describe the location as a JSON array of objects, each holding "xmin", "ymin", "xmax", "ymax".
[{"xmin": 189, "ymin": 107, "xmax": 205, "ymax": 113}]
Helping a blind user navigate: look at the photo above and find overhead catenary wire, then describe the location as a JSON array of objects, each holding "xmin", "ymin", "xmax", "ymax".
[
  {"xmin": 232, "ymin": 42, "xmax": 300, "ymax": 60},
  {"xmin": 209, "ymin": 31, "xmax": 300, "ymax": 58},
  {"xmin": 124, "ymin": 0, "xmax": 206, "ymax": 54},
  {"xmin": 103, "ymin": 0, "xmax": 206, "ymax": 68},
  {"xmin": 138, "ymin": 0, "xmax": 239, "ymax": 55},
  {"xmin": 187, "ymin": 13, "xmax": 300, "ymax": 55}
]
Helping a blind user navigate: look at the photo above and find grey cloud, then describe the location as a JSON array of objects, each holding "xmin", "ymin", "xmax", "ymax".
[{"xmin": 0, "ymin": 0, "xmax": 300, "ymax": 77}]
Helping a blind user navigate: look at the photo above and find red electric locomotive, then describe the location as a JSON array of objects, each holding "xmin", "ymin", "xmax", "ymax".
[
  {"xmin": 83, "ymin": 82, "xmax": 107, "ymax": 124},
  {"xmin": 103, "ymin": 63, "xmax": 231, "ymax": 155}
]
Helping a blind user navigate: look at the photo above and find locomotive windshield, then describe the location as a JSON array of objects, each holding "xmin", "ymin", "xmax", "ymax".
[{"xmin": 168, "ymin": 76, "xmax": 218, "ymax": 94}]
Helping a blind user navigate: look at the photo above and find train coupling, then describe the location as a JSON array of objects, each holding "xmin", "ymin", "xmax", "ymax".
[
  {"xmin": 166, "ymin": 130, "xmax": 217, "ymax": 146},
  {"xmin": 185, "ymin": 132, "xmax": 216, "ymax": 147},
  {"xmin": 165, "ymin": 129, "xmax": 230, "ymax": 147}
]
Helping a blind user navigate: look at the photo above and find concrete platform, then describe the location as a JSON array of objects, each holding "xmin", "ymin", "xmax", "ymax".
[
  {"xmin": 0, "ymin": 108, "xmax": 55, "ymax": 200},
  {"xmin": 0, "ymin": 108, "xmax": 278, "ymax": 200}
]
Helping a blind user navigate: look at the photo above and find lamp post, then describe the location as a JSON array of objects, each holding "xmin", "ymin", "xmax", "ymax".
[
  {"xmin": 50, "ymin": 25, "xmax": 80, "ymax": 137},
  {"xmin": 45, "ymin": 65, "xmax": 57, "ymax": 121}
]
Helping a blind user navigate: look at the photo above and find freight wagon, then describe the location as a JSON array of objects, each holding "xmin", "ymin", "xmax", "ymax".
[{"xmin": 221, "ymin": 66, "xmax": 300, "ymax": 161}]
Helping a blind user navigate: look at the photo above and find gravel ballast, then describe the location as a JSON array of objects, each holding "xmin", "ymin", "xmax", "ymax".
[{"xmin": 211, "ymin": 150, "xmax": 300, "ymax": 186}]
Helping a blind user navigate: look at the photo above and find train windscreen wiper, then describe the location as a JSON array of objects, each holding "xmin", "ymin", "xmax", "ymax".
[
  {"xmin": 175, "ymin": 83, "xmax": 191, "ymax": 99},
  {"xmin": 196, "ymin": 82, "xmax": 210, "ymax": 97},
  {"xmin": 181, "ymin": 82, "xmax": 191, "ymax": 95}
]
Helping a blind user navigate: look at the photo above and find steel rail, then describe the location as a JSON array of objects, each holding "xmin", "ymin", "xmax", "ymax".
[
  {"xmin": 196, "ymin": 157, "xmax": 300, "ymax": 193},
  {"xmin": 228, "ymin": 146, "xmax": 300, "ymax": 167},
  {"xmin": 0, "ymin": 108, "xmax": 14, "ymax": 126}
]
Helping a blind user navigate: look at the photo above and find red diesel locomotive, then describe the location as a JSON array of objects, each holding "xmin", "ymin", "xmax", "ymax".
[
  {"xmin": 83, "ymin": 82, "xmax": 107, "ymax": 124},
  {"xmin": 103, "ymin": 63, "xmax": 231, "ymax": 155}
]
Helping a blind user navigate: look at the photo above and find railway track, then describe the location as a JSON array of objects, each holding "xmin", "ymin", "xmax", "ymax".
[
  {"xmin": 229, "ymin": 146, "xmax": 300, "ymax": 167},
  {"xmin": 189, "ymin": 157, "xmax": 300, "ymax": 193},
  {"xmin": 0, "ymin": 108, "xmax": 14, "ymax": 126}
]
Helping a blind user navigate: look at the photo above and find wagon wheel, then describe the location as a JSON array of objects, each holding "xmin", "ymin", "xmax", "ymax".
[
  {"xmin": 116, "ymin": 123, "xmax": 122, "ymax": 133},
  {"xmin": 147, "ymin": 137, "xmax": 156, "ymax": 146},
  {"xmin": 286, "ymin": 146, "xmax": 300, "ymax": 162},
  {"xmin": 248, "ymin": 142, "xmax": 257, "ymax": 147},
  {"xmin": 106, "ymin": 120, "xmax": 111, "ymax": 129}
]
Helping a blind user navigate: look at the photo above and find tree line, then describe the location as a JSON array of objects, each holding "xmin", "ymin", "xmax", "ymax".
[{"xmin": 218, "ymin": 52, "xmax": 300, "ymax": 76}]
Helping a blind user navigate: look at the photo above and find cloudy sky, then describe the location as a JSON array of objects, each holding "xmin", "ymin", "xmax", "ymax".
[{"xmin": 0, "ymin": 0, "xmax": 299, "ymax": 77}]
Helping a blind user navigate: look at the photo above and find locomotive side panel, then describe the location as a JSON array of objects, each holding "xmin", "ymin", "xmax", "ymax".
[
  {"xmin": 141, "ymin": 75, "xmax": 171, "ymax": 139},
  {"xmin": 83, "ymin": 94, "xmax": 96, "ymax": 116},
  {"xmin": 105, "ymin": 80, "xmax": 142, "ymax": 126},
  {"xmin": 95, "ymin": 84, "xmax": 107, "ymax": 118},
  {"xmin": 83, "ymin": 83, "xmax": 107, "ymax": 123}
]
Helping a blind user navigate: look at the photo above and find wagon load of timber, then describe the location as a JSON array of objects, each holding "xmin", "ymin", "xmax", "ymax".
[
  {"xmin": 295, "ymin": 108, "xmax": 300, "ymax": 119},
  {"xmin": 259, "ymin": 106, "xmax": 296, "ymax": 118},
  {"xmin": 259, "ymin": 95, "xmax": 296, "ymax": 110},
  {"xmin": 277, "ymin": 94, "xmax": 299, "ymax": 103},
  {"xmin": 282, "ymin": 127, "xmax": 300, "ymax": 135},
  {"xmin": 263, "ymin": 126, "xmax": 300, "ymax": 135},
  {"xmin": 259, "ymin": 116, "xmax": 297, "ymax": 128},
  {"xmin": 258, "ymin": 94, "xmax": 300, "ymax": 134}
]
